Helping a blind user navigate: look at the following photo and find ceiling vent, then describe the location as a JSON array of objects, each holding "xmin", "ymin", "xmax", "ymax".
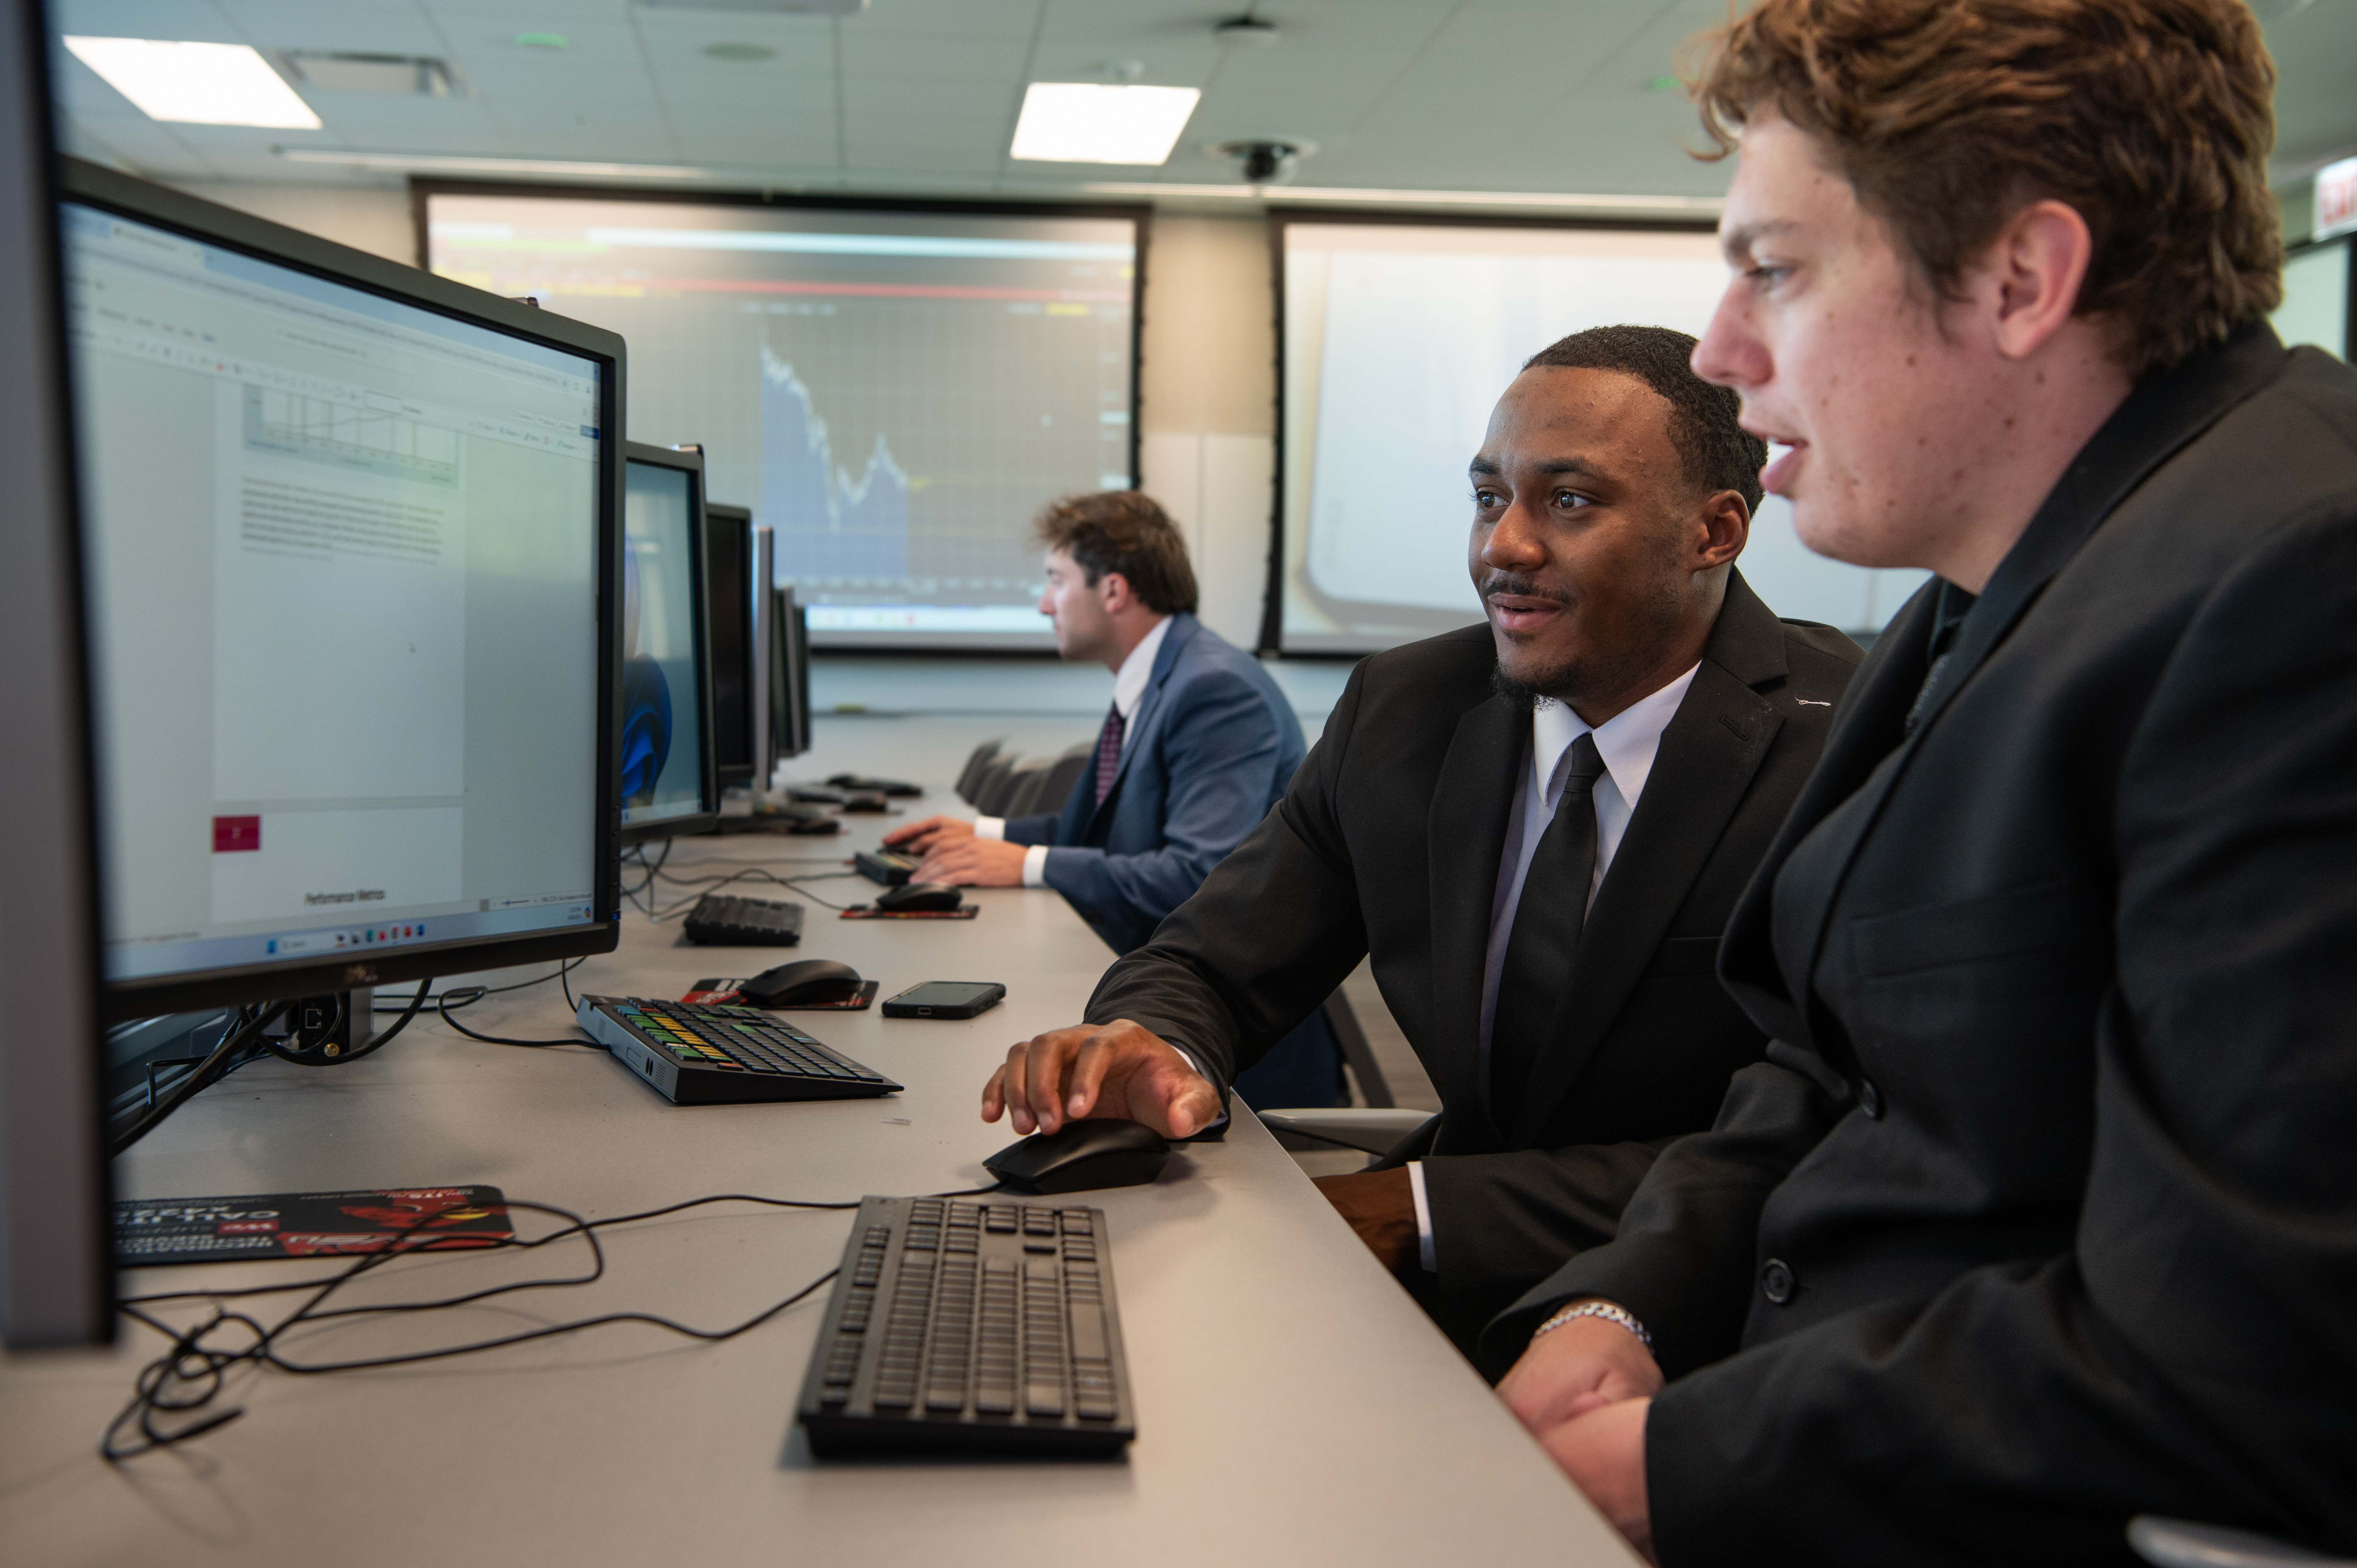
[
  {"xmin": 634, "ymin": 0, "xmax": 868, "ymax": 14},
  {"xmin": 285, "ymin": 52, "xmax": 457, "ymax": 97}
]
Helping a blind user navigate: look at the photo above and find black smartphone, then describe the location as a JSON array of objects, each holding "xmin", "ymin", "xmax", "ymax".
[{"xmin": 880, "ymin": 981, "xmax": 1005, "ymax": 1020}]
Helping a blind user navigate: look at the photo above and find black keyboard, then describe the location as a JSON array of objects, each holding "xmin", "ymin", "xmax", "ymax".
[
  {"xmin": 853, "ymin": 848, "xmax": 921, "ymax": 886},
  {"xmin": 681, "ymin": 893, "xmax": 804, "ymax": 946},
  {"xmin": 796, "ymin": 1195, "xmax": 1136, "ymax": 1458},
  {"xmin": 710, "ymin": 803, "xmax": 838, "ymax": 836},
  {"xmin": 576, "ymin": 996, "xmax": 900, "ymax": 1104}
]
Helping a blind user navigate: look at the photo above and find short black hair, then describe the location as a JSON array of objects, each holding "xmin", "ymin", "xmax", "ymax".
[
  {"xmin": 1522, "ymin": 325, "xmax": 1765, "ymax": 512},
  {"xmin": 1032, "ymin": 490, "xmax": 1199, "ymax": 615}
]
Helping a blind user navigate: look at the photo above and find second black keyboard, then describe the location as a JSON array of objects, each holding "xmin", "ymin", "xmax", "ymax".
[{"xmin": 796, "ymin": 1195, "xmax": 1136, "ymax": 1457}]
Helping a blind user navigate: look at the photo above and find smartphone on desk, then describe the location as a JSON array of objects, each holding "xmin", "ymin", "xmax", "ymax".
[{"xmin": 880, "ymin": 982, "xmax": 1005, "ymax": 1019}]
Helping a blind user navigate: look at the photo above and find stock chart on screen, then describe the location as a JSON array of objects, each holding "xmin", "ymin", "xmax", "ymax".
[{"xmin": 426, "ymin": 192, "xmax": 1141, "ymax": 648}]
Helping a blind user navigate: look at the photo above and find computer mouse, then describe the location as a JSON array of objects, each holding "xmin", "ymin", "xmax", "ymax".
[
  {"xmin": 983, "ymin": 1118, "xmax": 1171, "ymax": 1195},
  {"xmin": 873, "ymin": 881, "xmax": 963, "ymax": 913},
  {"xmin": 738, "ymin": 958, "xmax": 864, "ymax": 1007}
]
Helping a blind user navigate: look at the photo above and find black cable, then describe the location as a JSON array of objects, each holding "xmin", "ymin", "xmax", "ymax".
[
  {"xmin": 435, "ymin": 989, "xmax": 596, "ymax": 1049},
  {"xmin": 371, "ymin": 957, "xmax": 585, "ymax": 1012},
  {"xmin": 103, "ymin": 1183, "xmax": 1005, "ymax": 1459},
  {"xmin": 109, "ymin": 1005, "xmax": 279, "ymax": 1156},
  {"xmin": 771, "ymin": 875, "xmax": 861, "ymax": 912}
]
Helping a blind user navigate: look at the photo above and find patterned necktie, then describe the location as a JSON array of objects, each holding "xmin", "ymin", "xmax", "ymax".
[
  {"xmin": 1488, "ymin": 732, "xmax": 1608, "ymax": 1116},
  {"xmin": 1092, "ymin": 702, "xmax": 1126, "ymax": 806}
]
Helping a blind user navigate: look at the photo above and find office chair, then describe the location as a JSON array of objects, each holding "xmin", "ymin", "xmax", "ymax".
[
  {"xmin": 954, "ymin": 740, "xmax": 1005, "ymax": 804},
  {"xmin": 969, "ymin": 756, "xmax": 1018, "ymax": 815},
  {"xmin": 1257, "ymin": 993, "xmax": 1435, "ymax": 1157},
  {"xmin": 995, "ymin": 757, "xmax": 1053, "ymax": 817},
  {"xmin": 1023, "ymin": 743, "xmax": 1092, "ymax": 818},
  {"xmin": 2129, "ymin": 1517, "xmax": 2354, "ymax": 1567}
]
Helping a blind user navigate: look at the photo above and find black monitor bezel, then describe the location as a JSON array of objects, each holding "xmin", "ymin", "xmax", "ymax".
[
  {"xmin": 618, "ymin": 440, "xmax": 722, "ymax": 844},
  {"xmin": 58, "ymin": 157, "xmax": 627, "ymax": 1024},
  {"xmin": 1, "ymin": 7, "xmax": 111, "ymax": 1348},
  {"xmin": 703, "ymin": 501, "xmax": 755, "ymax": 788}
]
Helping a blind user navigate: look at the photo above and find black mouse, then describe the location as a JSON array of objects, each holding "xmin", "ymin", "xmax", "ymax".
[
  {"xmin": 983, "ymin": 1118, "xmax": 1171, "ymax": 1195},
  {"xmin": 873, "ymin": 881, "xmax": 962, "ymax": 913},
  {"xmin": 737, "ymin": 958, "xmax": 863, "ymax": 1007}
]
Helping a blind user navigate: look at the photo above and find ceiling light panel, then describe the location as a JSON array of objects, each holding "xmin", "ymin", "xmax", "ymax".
[
  {"xmin": 1009, "ymin": 83, "xmax": 1201, "ymax": 166},
  {"xmin": 63, "ymin": 37, "xmax": 321, "ymax": 129}
]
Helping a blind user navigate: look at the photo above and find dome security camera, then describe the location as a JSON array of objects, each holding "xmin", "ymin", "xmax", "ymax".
[{"xmin": 1212, "ymin": 139, "xmax": 1312, "ymax": 186}]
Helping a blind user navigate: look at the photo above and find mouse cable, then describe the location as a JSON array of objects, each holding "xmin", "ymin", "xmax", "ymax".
[
  {"xmin": 769, "ymin": 875, "xmax": 861, "ymax": 912},
  {"xmin": 102, "ymin": 1184, "xmax": 1007, "ymax": 1460},
  {"xmin": 434, "ymin": 987, "xmax": 598, "ymax": 1049},
  {"xmin": 372, "ymin": 955, "xmax": 587, "ymax": 1013}
]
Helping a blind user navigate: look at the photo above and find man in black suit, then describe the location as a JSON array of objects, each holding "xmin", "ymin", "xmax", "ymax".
[
  {"xmin": 980, "ymin": 325, "xmax": 1861, "ymax": 1344},
  {"xmin": 1491, "ymin": 1, "xmax": 2357, "ymax": 1563}
]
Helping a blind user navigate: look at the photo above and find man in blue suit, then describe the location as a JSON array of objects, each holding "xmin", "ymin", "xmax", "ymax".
[{"xmin": 884, "ymin": 490, "xmax": 1339, "ymax": 1106}]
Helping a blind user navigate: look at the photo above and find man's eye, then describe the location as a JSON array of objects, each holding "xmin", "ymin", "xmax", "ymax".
[
  {"xmin": 1472, "ymin": 488, "xmax": 1502, "ymax": 508},
  {"xmin": 1554, "ymin": 491, "xmax": 1591, "ymax": 509}
]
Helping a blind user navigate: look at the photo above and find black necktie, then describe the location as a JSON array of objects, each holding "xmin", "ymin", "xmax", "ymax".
[{"xmin": 1489, "ymin": 732, "xmax": 1607, "ymax": 1116}]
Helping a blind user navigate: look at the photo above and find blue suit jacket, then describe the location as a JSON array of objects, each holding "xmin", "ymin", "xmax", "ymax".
[{"xmin": 1002, "ymin": 614, "xmax": 1305, "ymax": 955}]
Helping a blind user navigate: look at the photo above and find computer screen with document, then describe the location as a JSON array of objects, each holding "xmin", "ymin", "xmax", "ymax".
[{"xmin": 60, "ymin": 159, "xmax": 624, "ymax": 1020}]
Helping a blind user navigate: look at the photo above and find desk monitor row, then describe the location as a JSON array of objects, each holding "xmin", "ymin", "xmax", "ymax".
[
  {"xmin": 703, "ymin": 505, "xmax": 811, "ymax": 793},
  {"xmin": 4, "ymin": 137, "xmax": 643, "ymax": 1345}
]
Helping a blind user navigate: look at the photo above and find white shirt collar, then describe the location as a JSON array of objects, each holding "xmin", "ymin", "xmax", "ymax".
[
  {"xmin": 1530, "ymin": 662, "xmax": 1701, "ymax": 808},
  {"xmin": 1110, "ymin": 614, "xmax": 1172, "ymax": 721}
]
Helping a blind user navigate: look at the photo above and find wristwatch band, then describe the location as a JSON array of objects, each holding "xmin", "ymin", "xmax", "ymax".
[{"xmin": 1532, "ymin": 1298, "xmax": 1653, "ymax": 1350}]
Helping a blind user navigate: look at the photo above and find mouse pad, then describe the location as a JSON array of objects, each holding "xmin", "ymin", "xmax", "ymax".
[
  {"xmin": 840, "ymin": 906, "xmax": 980, "ymax": 920},
  {"xmin": 115, "ymin": 1185, "xmax": 512, "ymax": 1267},
  {"xmin": 683, "ymin": 979, "xmax": 879, "ymax": 1010}
]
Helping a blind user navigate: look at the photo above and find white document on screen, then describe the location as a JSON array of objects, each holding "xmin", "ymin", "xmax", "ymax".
[{"xmin": 210, "ymin": 376, "xmax": 467, "ymax": 803}]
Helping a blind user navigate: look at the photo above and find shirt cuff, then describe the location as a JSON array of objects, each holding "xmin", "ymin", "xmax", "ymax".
[
  {"xmin": 1407, "ymin": 1160, "xmax": 1436, "ymax": 1273},
  {"xmin": 974, "ymin": 816, "xmax": 1005, "ymax": 839},
  {"xmin": 1020, "ymin": 844, "xmax": 1049, "ymax": 888}
]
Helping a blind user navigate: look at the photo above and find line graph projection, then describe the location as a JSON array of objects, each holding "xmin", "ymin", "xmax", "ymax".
[{"xmin": 760, "ymin": 351, "xmax": 912, "ymax": 582}]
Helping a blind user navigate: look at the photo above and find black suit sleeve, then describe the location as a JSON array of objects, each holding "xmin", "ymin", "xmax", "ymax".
[
  {"xmin": 1481, "ymin": 1047, "xmax": 1844, "ymax": 1370},
  {"xmin": 1532, "ymin": 507, "xmax": 2357, "ymax": 1564},
  {"xmin": 1083, "ymin": 660, "xmax": 1373, "ymax": 1098},
  {"xmin": 1418, "ymin": 1139, "xmax": 1679, "ymax": 1307}
]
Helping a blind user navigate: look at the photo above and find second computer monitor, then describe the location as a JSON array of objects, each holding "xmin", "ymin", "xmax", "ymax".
[
  {"xmin": 771, "ymin": 584, "xmax": 811, "ymax": 763},
  {"xmin": 620, "ymin": 443, "xmax": 720, "ymax": 843},
  {"xmin": 704, "ymin": 502, "xmax": 754, "ymax": 789}
]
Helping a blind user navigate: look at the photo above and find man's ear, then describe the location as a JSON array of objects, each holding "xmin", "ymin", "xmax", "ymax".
[
  {"xmin": 1983, "ymin": 198, "xmax": 2095, "ymax": 362},
  {"xmin": 1096, "ymin": 570, "xmax": 1133, "ymax": 614},
  {"xmin": 1693, "ymin": 490, "xmax": 1749, "ymax": 572}
]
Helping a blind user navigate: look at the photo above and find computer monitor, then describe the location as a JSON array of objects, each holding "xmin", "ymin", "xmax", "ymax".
[
  {"xmin": 0, "ymin": 0, "xmax": 111, "ymax": 1350},
  {"xmin": 704, "ymin": 501, "xmax": 754, "ymax": 788},
  {"xmin": 749, "ymin": 524, "xmax": 775, "ymax": 789},
  {"xmin": 771, "ymin": 585, "xmax": 813, "ymax": 763},
  {"xmin": 60, "ymin": 157, "xmax": 626, "ymax": 1026},
  {"xmin": 619, "ymin": 443, "xmax": 720, "ymax": 843}
]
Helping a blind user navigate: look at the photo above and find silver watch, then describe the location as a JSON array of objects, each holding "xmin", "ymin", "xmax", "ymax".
[{"xmin": 1532, "ymin": 1298, "xmax": 1653, "ymax": 1350}]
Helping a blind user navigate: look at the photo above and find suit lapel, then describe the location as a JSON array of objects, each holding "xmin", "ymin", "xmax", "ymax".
[
  {"xmin": 1503, "ymin": 573, "xmax": 1786, "ymax": 1142},
  {"xmin": 1425, "ymin": 692, "xmax": 1523, "ymax": 1146},
  {"xmin": 1507, "ymin": 660, "xmax": 1779, "ymax": 1144},
  {"xmin": 1080, "ymin": 615, "xmax": 1193, "ymax": 839}
]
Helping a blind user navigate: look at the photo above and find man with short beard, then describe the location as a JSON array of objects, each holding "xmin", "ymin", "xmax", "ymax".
[{"xmin": 975, "ymin": 324, "xmax": 1861, "ymax": 1351}]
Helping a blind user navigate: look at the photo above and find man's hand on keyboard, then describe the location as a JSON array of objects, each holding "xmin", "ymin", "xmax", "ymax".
[
  {"xmin": 982, "ymin": 1019, "xmax": 1219, "ymax": 1139},
  {"xmin": 882, "ymin": 814, "xmax": 972, "ymax": 853}
]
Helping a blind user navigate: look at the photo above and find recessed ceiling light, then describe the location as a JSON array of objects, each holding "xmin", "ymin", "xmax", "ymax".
[
  {"xmin": 1009, "ymin": 83, "xmax": 1201, "ymax": 166},
  {"xmin": 704, "ymin": 42, "xmax": 778, "ymax": 62},
  {"xmin": 63, "ymin": 37, "xmax": 321, "ymax": 128}
]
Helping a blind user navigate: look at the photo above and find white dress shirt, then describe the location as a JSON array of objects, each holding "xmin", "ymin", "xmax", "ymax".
[
  {"xmin": 976, "ymin": 614, "xmax": 1170, "ymax": 887},
  {"xmin": 1408, "ymin": 663, "xmax": 1700, "ymax": 1272}
]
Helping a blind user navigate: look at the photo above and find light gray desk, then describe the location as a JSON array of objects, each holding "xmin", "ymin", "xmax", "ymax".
[{"xmin": 0, "ymin": 809, "xmax": 1635, "ymax": 1567}]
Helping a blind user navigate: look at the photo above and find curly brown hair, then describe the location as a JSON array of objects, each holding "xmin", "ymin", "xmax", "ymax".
[
  {"xmin": 1032, "ymin": 491, "xmax": 1199, "ymax": 616},
  {"xmin": 1687, "ymin": 0, "xmax": 2283, "ymax": 378}
]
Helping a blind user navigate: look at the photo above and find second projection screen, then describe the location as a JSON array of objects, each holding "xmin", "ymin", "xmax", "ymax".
[
  {"xmin": 426, "ymin": 191, "xmax": 1139, "ymax": 648},
  {"xmin": 1281, "ymin": 219, "xmax": 1927, "ymax": 653}
]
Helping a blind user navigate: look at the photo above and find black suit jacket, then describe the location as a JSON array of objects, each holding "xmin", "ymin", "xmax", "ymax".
[
  {"xmin": 1494, "ymin": 325, "xmax": 2357, "ymax": 1564},
  {"xmin": 1086, "ymin": 572, "xmax": 1859, "ymax": 1327}
]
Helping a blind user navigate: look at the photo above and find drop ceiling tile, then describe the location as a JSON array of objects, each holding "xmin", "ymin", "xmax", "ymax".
[
  {"xmin": 847, "ymin": 0, "xmax": 1041, "ymax": 37},
  {"xmin": 838, "ymin": 30, "xmax": 1030, "ymax": 78},
  {"xmin": 214, "ymin": 3, "xmax": 450, "ymax": 55},
  {"xmin": 51, "ymin": 0, "xmax": 243, "ymax": 42},
  {"xmin": 837, "ymin": 76, "xmax": 1020, "ymax": 117}
]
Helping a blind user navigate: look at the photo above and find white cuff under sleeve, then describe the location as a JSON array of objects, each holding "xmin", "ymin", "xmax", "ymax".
[
  {"xmin": 1021, "ymin": 844, "xmax": 1049, "ymax": 888},
  {"xmin": 974, "ymin": 816, "xmax": 1005, "ymax": 839},
  {"xmin": 1408, "ymin": 1160, "xmax": 1437, "ymax": 1273}
]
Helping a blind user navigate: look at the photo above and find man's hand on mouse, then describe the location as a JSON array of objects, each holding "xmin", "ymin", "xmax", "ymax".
[
  {"xmin": 881, "ymin": 814, "xmax": 970, "ymax": 853},
  {"xmin": 983, "ymin": 1019, "xmax": 1220, "ymax": 1140},
  {"xmin": 1312, "ymin": 1168, "xmax": 1419, "ymax": 1274},
  {"xmin": 911, "ymin": 835, "xmax": 1028, "ymax": 887}
]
